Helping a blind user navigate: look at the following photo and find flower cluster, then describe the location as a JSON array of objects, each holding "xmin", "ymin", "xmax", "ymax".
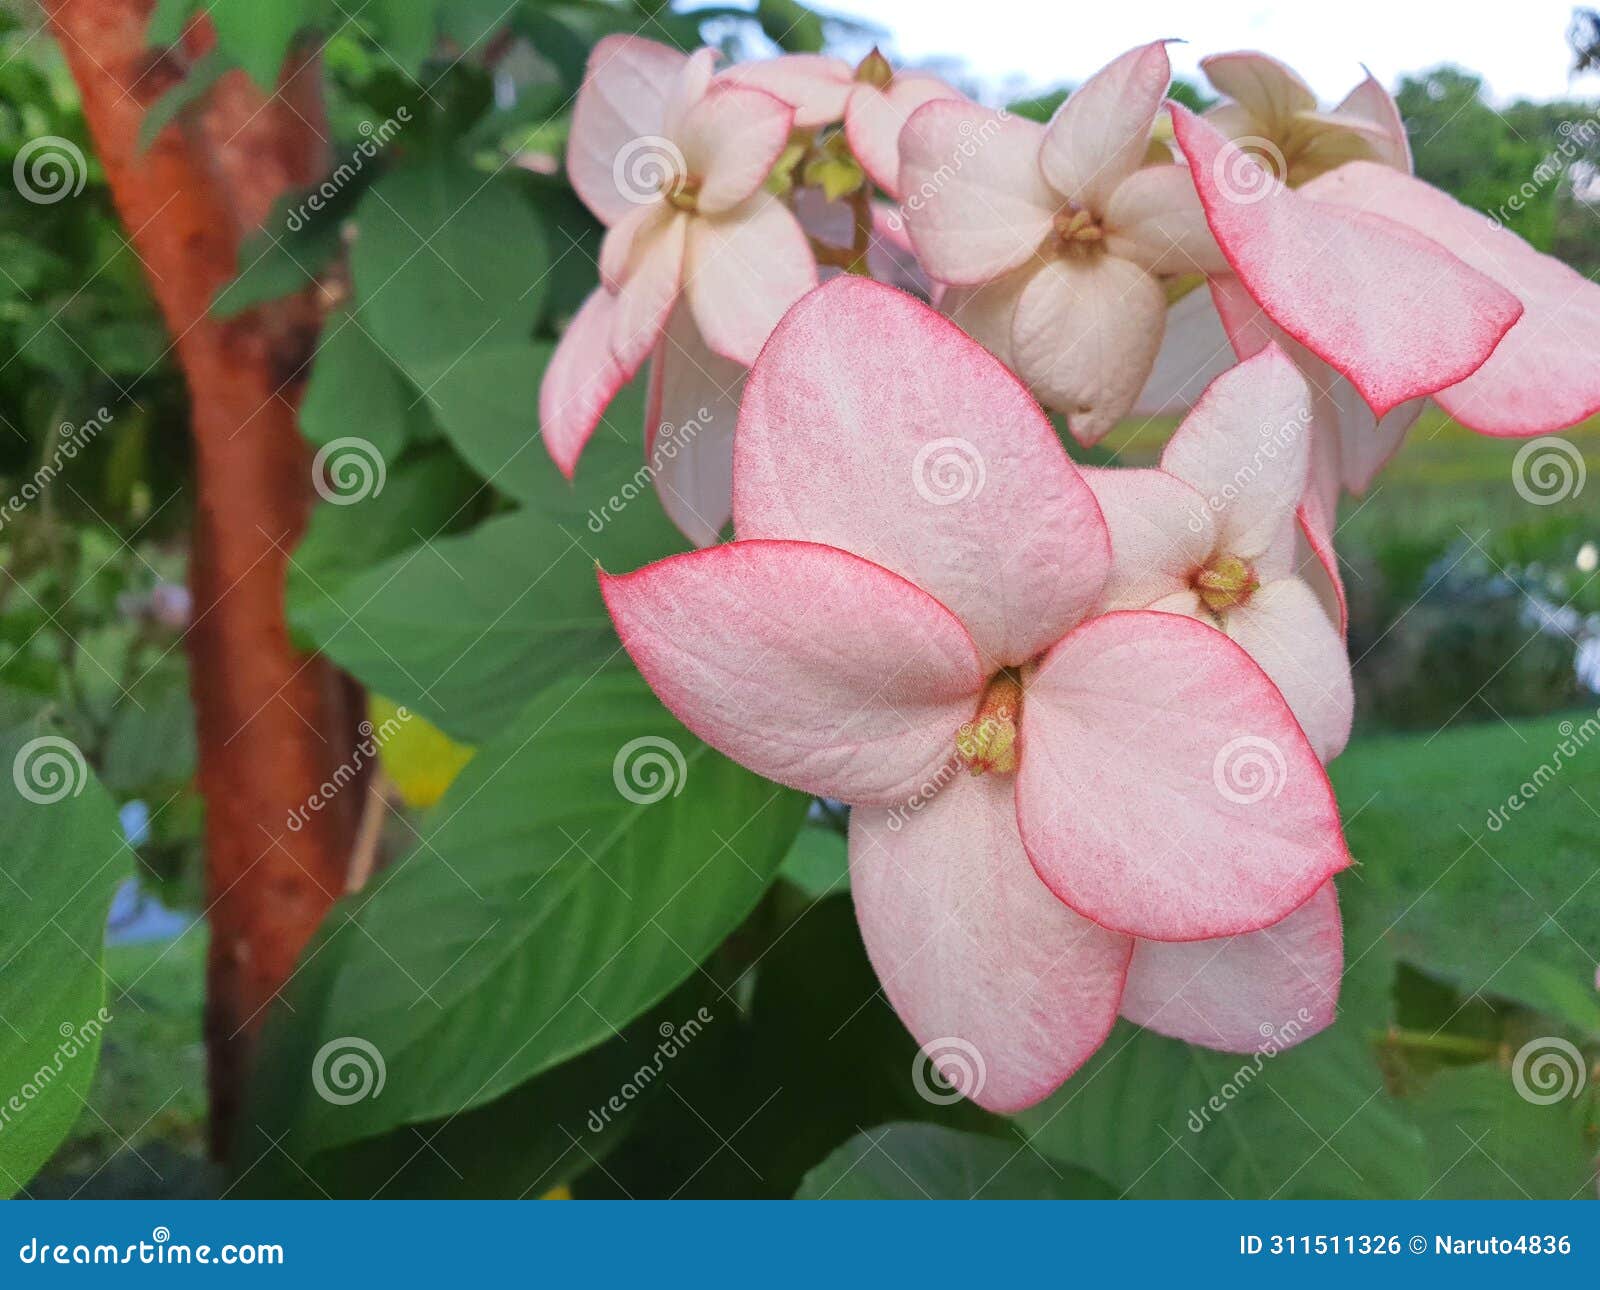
[{"xmin": 544, "ymin": 36, "xmax": 1600, "ymax": 1111}]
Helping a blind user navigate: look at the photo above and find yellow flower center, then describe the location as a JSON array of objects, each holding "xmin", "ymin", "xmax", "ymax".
[
  {"xmin": 1053, "ymin": 204, "xmax": 1105, "ymax": 256},
  {"xmin": 1194, "ymin": 554, "xmax": 1260, "ymax": 615},
  {"xmin": 956, "ymin": 670, "xmax": 1024, "ymax": 776},
  {"xmin": 663, "ymin": 174, "xmax": 701, "ymax": 212}
]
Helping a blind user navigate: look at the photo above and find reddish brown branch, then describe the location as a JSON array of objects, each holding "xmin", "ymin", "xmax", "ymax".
[{"xmin": 44, "ymin": 0, "xmax": 362, "ymax": 1160}]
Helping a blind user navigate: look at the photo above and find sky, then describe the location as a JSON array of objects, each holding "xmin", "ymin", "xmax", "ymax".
[{"xmin": 797, "ymin": 0, "xmax": 1600, "ymax": 105}]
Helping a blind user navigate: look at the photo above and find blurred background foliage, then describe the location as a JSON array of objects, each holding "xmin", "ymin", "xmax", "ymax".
[{"xmin": 1, "ymin": 0, "xmax": 1596, "ymax": 1199}]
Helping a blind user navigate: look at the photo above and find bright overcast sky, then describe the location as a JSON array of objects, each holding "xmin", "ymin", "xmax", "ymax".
[{"xmin": 798, "ymin": 0, "xmax": 1599, "ymax": 104}]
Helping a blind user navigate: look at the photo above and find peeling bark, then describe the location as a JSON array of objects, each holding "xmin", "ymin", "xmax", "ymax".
[{"xmin": 44, "ymin": 0, "xmax": 360, "ymax": 1160}]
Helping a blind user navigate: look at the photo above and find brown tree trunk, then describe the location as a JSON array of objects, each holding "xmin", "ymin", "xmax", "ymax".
[{"xmin": 44, "ymin": 0, "xmax": 362, "ymax": 1160}]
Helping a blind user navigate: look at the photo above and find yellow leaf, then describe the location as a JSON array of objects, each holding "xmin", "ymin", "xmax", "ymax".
[{"xmin": 369, "ymin": 696, "xmax": 474, "ymax": 809}]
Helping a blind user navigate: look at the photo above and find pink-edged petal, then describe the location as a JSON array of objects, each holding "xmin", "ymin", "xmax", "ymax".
[
  {"xmin": 899, "ymin": 101, "xmax": 1057, "ymax": 285},
  {"xmin": 1134, "ymin": 284, "xmax": 1238, "ymax": 416},
  {"xmin": 1121, "ymin": 880, "xmax": 1341, "ymax": 1049},
  {"xmin": 1011, "ymin": 252, "xmax": 1167, "ymax": 445},
  {"xmin": 1210, "ymin": 273, "xmax": 1420, "ymax": 494},
  {"xmin": 851, "ymin": 772, "xmax": 1133, "ymax": 1113},
  {"xmin": 1040, "ymin": 41, "xmax": 1173, "ymax": 213},
  {"xmin": 1223, "ymin": 577, "xmax": 1354, "ymax": 763},
  {"xmin": 1200, "ymin": 51, "xmax": 1317, "ymax": 128},
  {"xmin": 940, "ymin": 267, "xmax": 1032, "ymax": 370},
  {"xmin": 1017, "ymin": 610, "xmax": 1350, "ymax": 941},
  {"xmin": 1333, "ymin": 70, "xmax": 1412, "ymax": 172},
  {"xmin": 1159, "ymin": 343, "xmax": 1312, "ymax": 562},
  {"xmin": 1303, "ymin": 161, "xmax": 1600, "ymax": 436},
  {"xmin": 734, "ymin": 277, "xmax": 1110, "ymax": 668},
  {"xmin": 1104, "ymin": 163, "xmax": 1228, "ymax": 275},
  {"xmin": 1296, "ymin": 453, "xmax": 1348, "ymax": 638},
  {"xmin": 716, "ymin": 54, "xmax": 852, "ymax": 127},
  {"xmin": 610, "ymin": 207, "xmax": 688, "ymax": 375},
  {"xmin": 1080, "ymin": 466, "xmax": 1216, "ymax": 610},
  {"xmin": 678, "ymin": 83, "xmax": 794, "ymax": 214},
  {"xmin": 846, "ymin": 74, "xmax": 962, "ymax": 200},
  {"xmin": 644, "ymin": 305, "xmax": 745, "ymax": 547},
  {"xmin": 685, "ymin": 192, "xmax": 817, "ymax": 366},
  {"xmin": 568, "ymin": 35, "xmax": 686, "ymax": 225},
  {"xmin": 598, "ymin": 198, "xmax": 666, "ymax": 290},
  {"xmin": 1170, "ymin": 105, "xmax": 1523, "ymax": 418},
  {"xmin": 540, "ymin": 287, "xmax": 627, "ymax": 479},
  {"xmin": 600, "ymin": 540, "xmax": 984, "ymax": 806},
  {"xmin": 662, "ymin": 47, "xmax": 719, "ymax": 138}
]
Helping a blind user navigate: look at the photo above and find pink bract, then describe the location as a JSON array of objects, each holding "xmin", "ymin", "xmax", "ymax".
[{"xmin": 601, "ymin": 276, "xmax": 1350, "ymax": 1110}]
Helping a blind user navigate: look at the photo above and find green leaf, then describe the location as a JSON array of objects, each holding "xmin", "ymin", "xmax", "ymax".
[
  {"xmin": 287, "ymin": 397, "xmax": 684, "ymax": 743},
  {"xmin": 350, "ymin": 159, "xmax": 549, "ymax": 385},
  {"xmin": 299, "ymin": 308, "xmax": 409, "ymax": 458},
  {"xmin": 365, "ymin": 0, "xmax": 443, "ymax": 75},
  {"xmin": 778, "ymin": 825, "xmax": 848, "ymax": 900},
  {"xmin": 0, "ymin": 728, "xmax": 128, "ymax": 1196},
  {"xmin": 1404, "ymin": 1061, "xmax": 1598, "ymax": 1199},
  {"xmin": 210, "ymin": 0, "xmax": 314, "ymax": 90},
  {"xmin": 756, "ymin": 0, "xmax": 827, "ymax": 53},
  {"xmin": 267, "ymin": 670, "xmax": 806, "ymax": 1153},
  {"xmin": 137, "ymin": 49, "xmax": 229, "ymax": 154},
  {"xmin": 797, "ymin": 1123, "xmax": 1115, "ymax": 1199},
  {"xmin": 1330, "ymin": 713, "xmax": 1600, "ymax": 1034},
  {"xmin": 1014, "ymin": 908, "xmax": 1432, "ymax": 1201},
  {"xmin": 211, "ymin": 174, "xmax": 366, "ymax": 318},
  {"xmin": 285, "ymin": 445, "xmax": 483, "ymax": 613}
]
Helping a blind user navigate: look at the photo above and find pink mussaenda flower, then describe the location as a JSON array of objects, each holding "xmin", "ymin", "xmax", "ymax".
[
  {"xmin": 1081, "ymin": 345, "xmax": 1354, "ymax": 762},
  {"xmin": 1199, "ymin": 50, "xmax": 1412, "ymax": 185},
  {"xmin": 600, "ymin": 276, "xmax": 1349, "ymax": 1111},
  {"xmin": 541, "ymin": 36, "xmax": 816, "ymax": 479},
  {"xmin": 1169, "ymin": 104, "xmax": 1524, "ymax": 429},
  {"xmin": 720, "ymin": 48, "xmax": 964, "ymax": 200},
  {"xmin": 897, "ymin": 41, "xmax": 1229, "ymax": 446}
]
